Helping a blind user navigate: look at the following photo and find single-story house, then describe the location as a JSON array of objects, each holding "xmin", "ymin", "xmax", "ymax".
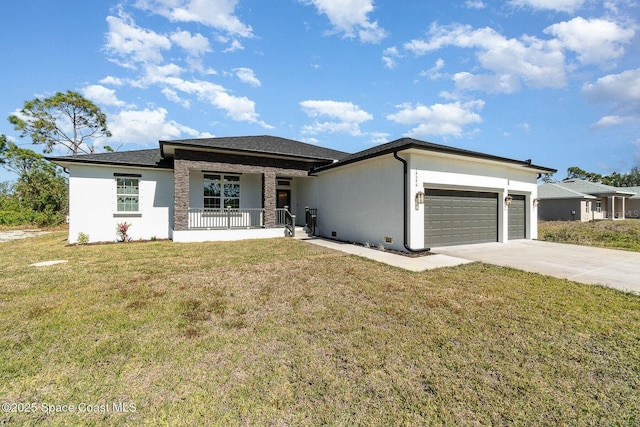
[
  {"xmin": 538, "ymin": 180, "xmax": 638, "ymax": 221},
  {"xmin": 48, "ymin": 135, "xmax": 555, "ymax": 251},
  {"xmin": 626, "ymin": 187, "xmax": 640, "ymax": 218}
]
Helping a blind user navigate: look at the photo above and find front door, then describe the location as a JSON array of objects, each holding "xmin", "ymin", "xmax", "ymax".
[{"xmin": 276, "ymin": 189, "xmax": 291, "ymax": 209}]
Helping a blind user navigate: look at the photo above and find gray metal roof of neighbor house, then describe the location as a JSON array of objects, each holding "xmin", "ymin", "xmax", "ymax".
[
  {"xmin": 625, "ymin": 186, "xmax": 640, "ymax": 199},
  {"xmin": 160, "ymin": 135, "xmax": 349, "ymax": 161},
  {"xmin": 558, "ymin": 179, "xmax": 637, "ymax": 196},
  {"xmin": 538, "ymin": 182, "xmax": 598, "ymax": 199},
  {"xmin": 46, "ymin": 149, "xmax": 173, "ymax": 169},
  {"xmin": 312, "ymin": 137, "xmax": 557, "ymax": 173}
]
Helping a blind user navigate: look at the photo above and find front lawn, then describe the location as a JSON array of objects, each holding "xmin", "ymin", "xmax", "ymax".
[
  {"xmin": 538, "ymin": 219, "xmax": 640, "ymax": 251},
  {"xmin": 1, "ymin": 233, "xmax": 639, "ymax": 425}
]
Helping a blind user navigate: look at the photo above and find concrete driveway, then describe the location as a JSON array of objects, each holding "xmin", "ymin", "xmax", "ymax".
[{"xmin": 433, "ymin": 240, "xmax": 640, "ymax": 294}]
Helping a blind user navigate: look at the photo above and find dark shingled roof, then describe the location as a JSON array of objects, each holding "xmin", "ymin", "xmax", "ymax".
[
  {"xmin": 160, "ymin": 135, "xmax": 349, "ymax": 161},
  {"xmin": 313, "ymin": 137, "xmax": 557, "ymax": 173},
  {"xmin": 46, "ymin": 136, "xmax": 555, "ymax": 174},
  {"xmin": 46, "ymin": 149, "xmax": 172, "ymax": 169}
]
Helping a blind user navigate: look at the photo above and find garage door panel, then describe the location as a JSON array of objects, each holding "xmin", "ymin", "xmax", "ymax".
[
  {"xmin": 425, "ymin": 189, "xmax": 498, "ymax": 247},
  {"xmin": 508, "ymin": 194, "xmax": 526, "ymax": 240}
]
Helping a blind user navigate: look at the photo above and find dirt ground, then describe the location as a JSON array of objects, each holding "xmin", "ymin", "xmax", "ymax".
[{"xmin": 0, "ymin": 229, "xmax": 51, "ymax": 243}]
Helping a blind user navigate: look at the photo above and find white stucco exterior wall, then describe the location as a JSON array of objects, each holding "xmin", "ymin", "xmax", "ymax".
[
  {"xmin": 67, "ymin": 165, "xmax": 174, "ymax": 243},
  {"xmin": 315, "ymin": 155, "xmax": 405, "ymax": 252},
  {"xmin": 293, "ymin": 177, "xmax": 319, "ymax": 225},
  {"xmin": 315, "ymin": 150, "xmax": 541, "ymax": 252}
]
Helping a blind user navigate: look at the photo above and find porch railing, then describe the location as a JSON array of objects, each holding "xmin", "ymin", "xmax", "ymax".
[
  {"xmin": 276, "ymin": 206, "xmax": 296, "ymax": 237},
  {"xmin": 188, "ymin": 207, "xmax": 264, "ymax": 229},
  {"xmin": 305, "ymin": 207, "xmax": 317, "ymax": 236}
]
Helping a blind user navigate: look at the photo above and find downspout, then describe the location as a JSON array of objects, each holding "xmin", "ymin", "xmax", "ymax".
[{"xmin": 393, "ymin": 151, "xmax": 430, "ymax": 253}]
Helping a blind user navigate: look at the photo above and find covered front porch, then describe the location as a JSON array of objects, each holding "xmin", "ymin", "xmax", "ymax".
[
  {"xmin": 597, "ymin": 193, "xmax": 633, "ymax": 220},
  {"xmin": 171, "ymin": 148, "xmax": 318, "ymax": 242}
]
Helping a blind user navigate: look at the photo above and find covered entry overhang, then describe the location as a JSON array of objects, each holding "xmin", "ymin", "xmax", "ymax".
[
  {"xmin": 157, "ymin": 136, "xmax": 349, "ymax": 242},
  {"xmin": 590, "ymin": 190, "xmax": 635, "ymax": 220},
  {"xmin": 171, "ymin": 148, "xmax": 312, "ymax": 230}
]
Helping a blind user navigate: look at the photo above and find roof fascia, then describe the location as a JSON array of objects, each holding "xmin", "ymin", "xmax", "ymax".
[
  {"xmin": 160, "ymin": 141, "xmax": 338, "ymax": 163},
  {"xmin": 313, "ymin": 143, "xmax": 556, "ymax": 174},
  {"xmin": 47, "ymin": 158, "xmax": 172, "ymax": 171}
]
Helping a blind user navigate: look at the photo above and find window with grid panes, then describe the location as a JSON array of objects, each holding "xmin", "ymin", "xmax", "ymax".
[
  {"xmin": 204, "ymin": 174, "xmax": 240, "ymax": 209},
  {"xmin": 116, "ymin": 178, "xmax": 139, "ymax": 212}
]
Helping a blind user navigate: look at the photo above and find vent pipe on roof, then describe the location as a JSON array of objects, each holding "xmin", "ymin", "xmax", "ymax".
[{"xmin": 393, "ymin": 151, "xmax": 430, "ymax": 254}]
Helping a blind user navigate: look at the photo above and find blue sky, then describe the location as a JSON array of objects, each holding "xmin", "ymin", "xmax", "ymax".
[{"xmin": 1, "ymin": 0, "xmax": 639, "ymax": 183}]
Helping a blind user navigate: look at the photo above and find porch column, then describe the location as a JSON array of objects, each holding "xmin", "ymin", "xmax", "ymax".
[
  {"xmin": 609, "ymin": 196, "xmax": 615, "ymax": 219},
  {"xmin": 621, "ymin": 197, "xmax": 626, "ymax": 219},
  {"xmin": 174, "ymin": 161, "xmax": 190, "ymax": 230},
  {"xmin": 263, "ymin": 170, "xmax": 276, "ymax": 228}
]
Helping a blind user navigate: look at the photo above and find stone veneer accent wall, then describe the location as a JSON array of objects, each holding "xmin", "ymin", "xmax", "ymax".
[{"xmin": 173, "ymin": 149, "xmax": 315, "ymax": 230}]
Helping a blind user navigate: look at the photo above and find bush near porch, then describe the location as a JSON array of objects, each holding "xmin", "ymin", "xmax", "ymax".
[
  {"xmin": 1, "ymin": 233, "xmax": 638, "ymax": 425},
  {"xmin": 538, "ymin": 219, "xmax": 640, "ymax": 252}
]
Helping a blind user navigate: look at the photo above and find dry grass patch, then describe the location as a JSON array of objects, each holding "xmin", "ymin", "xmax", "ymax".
[
  {"xmin": 1, "ymin": 232, "xmax": 639, "ymax": 425},
  {"xmin": 539, "ymin": 219, "xmax": 640, "ymax": 251}
]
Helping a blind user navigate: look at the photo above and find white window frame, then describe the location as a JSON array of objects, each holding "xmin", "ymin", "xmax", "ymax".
[{"xmin": 204, "ymin": 174, "xmax": 241, "ymax": 209}]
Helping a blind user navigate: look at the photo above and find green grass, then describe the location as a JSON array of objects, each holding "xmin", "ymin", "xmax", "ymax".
[
  {"xmin": 539, "ymin": 219, "xmax": 640, "ymax": 251},
  {"xmin": 1, "ymin": 233, "xmax": 639, "ymax": 425}
]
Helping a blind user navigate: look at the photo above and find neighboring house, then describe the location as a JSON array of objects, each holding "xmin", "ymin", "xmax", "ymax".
[
  {"xmin": 625, "ymin": 187, "xmax": 640, "ymax": 218},
  {"xmin": 538, "ymin": 179, "xmax": 638, "ymax": 221},
  {"xmin": 48, "ymin": 135, "xmax": 555, "ymax": 251}
]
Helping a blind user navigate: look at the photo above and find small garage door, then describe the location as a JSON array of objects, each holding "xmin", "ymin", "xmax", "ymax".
[
  {"xmin": 508, "ymin": 194, "xmax": 526, "ymax": 240},
  {"xmin": 424, "ymin": 189, "xmax": 498, "ymax": 247}
]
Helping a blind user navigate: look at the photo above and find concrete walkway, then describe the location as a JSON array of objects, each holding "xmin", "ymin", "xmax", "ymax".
[
  {"xmin": 299, "ymin": 237, "xmax": 471, "ymax": 272},
  {"xmin": 300, "ymin": 237, "xmax": 639, "ymax": 294},
  {"xmin": 434, "ymin": 240, "xmax": 640, "ymax": 294}
]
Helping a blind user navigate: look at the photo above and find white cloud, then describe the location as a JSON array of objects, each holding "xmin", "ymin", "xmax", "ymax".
[
  {"xmin": 382, "ymin": 46, "xmax": 401, "ymax": 69},
  {"xmin": 141, "ymin": 64, "xmax": 184, "ymax": 85},
  {"xmin": 305, "ymin": 0, "xmax": 388, "ymax": 43},
  {"xmin": 234, "ymin": 68, "xmax": 261, "ymax": 87},
  {"xmin": 134, "ymin": 0, "xmax": 253, "ymax": 37},
  {"xmin": 589, "ymin": 115, "xmax": 632, "ymax": 130},
  {"xmin": 453, "ymin": 72, "xmax": 522, "ymax": 94},
  {"xmin": 153, "ymin": 76, "xmax": 271, "ymax": 127},
  {"xmin": 465, "ymin": 0, "xmax": 486, "ymax": 9},
  {"xmin": 170, "ymin": 30, "xmax": 211, "ymax": 56},
  {"xmin": 223, "ymin": 39, "xmax": 244, "ymax": 53},
  {"xmin": 161, "ymin": 88, "xmax": 191, "ymax": 108},
  {"xmin": 420, "ymin": 58, "xmax": 446, "ymax": 80},
  {"xmin": 105, "ymin": 11, "xmax": 171, "ymax": 66},
  {"xmin": 81, "ymin": 85, "xmax": 126, "ymax": 107},
  {"xmin": 509, "ymin": 0, "xmax": 586, "ymax": 13},
  {"xmin": 300, "ymin": 100, "xmax": 373, "ymax": 135},
  {"xmin": 404, "ymin": 23, "xmax": 567, "ymax": 92},
  {"xmin": 583, "ymin": 68, "xmax": 640, "ymax": 104},
  {"xmin": 369, "ymin": 131, "xmax": 390, "ymax": 145},
  {"xmin": 108, "ymin": 107, "xmax": 205, "ymax": 144},
  {"xmin": 103, "ymin": 9, "xmax": 268, "ymax": 129},
  {"xmin": 99, "ymin": 76, "xmax": 124, "ymax": 86},
  {"xmin": 386, "ymin": 100, "xmax": 485, "ymax": 137},
  {"xmin": 545, "ymin": 17, "xmax": 635, "ymax": 65},
  {"xmin": 582, "ymin": 68, "xmax": 640, "ymax": 128}
]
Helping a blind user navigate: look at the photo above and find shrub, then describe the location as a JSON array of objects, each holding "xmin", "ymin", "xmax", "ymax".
[{"xmin": 77, "ymin": 233, "xmax": 90, "ymax": 245}]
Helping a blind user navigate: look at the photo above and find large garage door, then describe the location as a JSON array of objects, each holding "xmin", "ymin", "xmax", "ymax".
[
  {"xmin": 508, "ymin": 194, "xmax": 526, "ymax": 240},
  {"xmin": 424, "ymin": 189, "xmax": 498, "ymax": 247}
]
